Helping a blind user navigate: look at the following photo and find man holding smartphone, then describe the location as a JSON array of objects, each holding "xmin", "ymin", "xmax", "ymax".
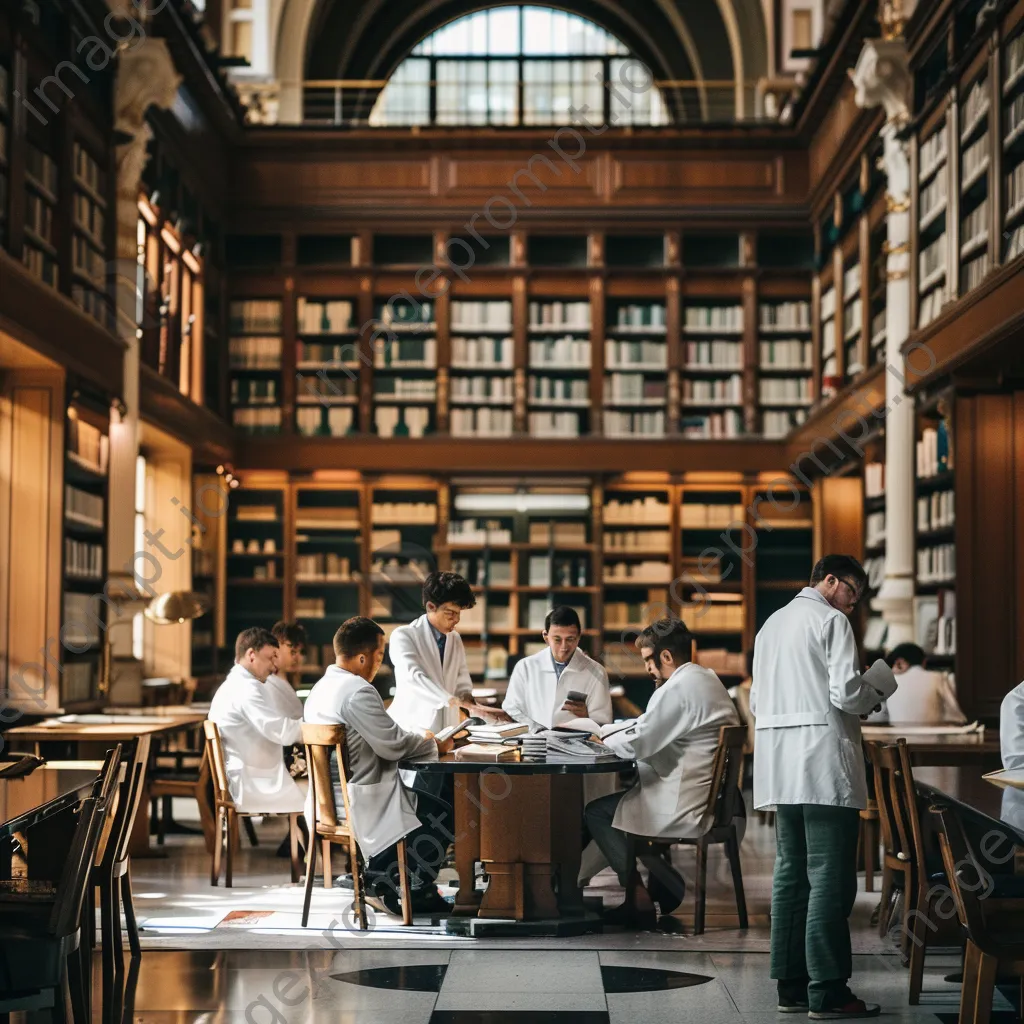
[{"xmin": 503, "ymin": 605, "xmax": 612, "ymax": 732}]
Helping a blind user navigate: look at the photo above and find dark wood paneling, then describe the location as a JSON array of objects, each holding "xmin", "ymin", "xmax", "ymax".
[
  {"xmin": 139, "ymin": 366, "xmax": 234, "ymax": 464},
  {"xmin": 955, "ymin": 393, "xmax": 1024, "ymax": 720},
  {"xmin": 233, "ymin": 435, "xmax": 789, "ymax": 474},
  {"xmin": 0, "ymin": 251, "xmax": 124, "ymax": 395}
]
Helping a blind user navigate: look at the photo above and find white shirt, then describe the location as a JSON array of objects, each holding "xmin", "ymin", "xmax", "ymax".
[
  {"xmin": 387, "ymin": 614, "xmax": 473, "ymax": 735},
  {"xmin": 878, "ymin": 665, "xmax": 966, "ymax": 725},
  {"xmin": 208, "ymin": 663, "xmax": 304, "ymax": 813},
  {"xmin": 750, "ymin": 587, "xmax": 891, "ymax": 811},
  {"xmin": 304, "ymin": 665, "xmax": 437, "ymax": 857},
  {"xmin": 1001, "ymin": 681, "xmax": 1024, "ymax": 771},
  {"xmin": 602, "ymin": 662, "xmax": 739, "ymax": 838},
  {"xmin": 266, "ymin": 672, "xmax": 304, "ymax": 719},
  {"xmin": 503, "ymin": 648, "xmax": 612, "ymax": 731}
]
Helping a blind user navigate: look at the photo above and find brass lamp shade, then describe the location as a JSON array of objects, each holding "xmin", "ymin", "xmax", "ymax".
[{"xmin": 144, "ymin": 591, "xmax": 209, "ymax": 625}]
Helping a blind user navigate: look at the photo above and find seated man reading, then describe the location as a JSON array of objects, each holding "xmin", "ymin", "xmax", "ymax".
[
  {"xmin": 208, "ymin": 627, "xmax": 305, "ymax": 815},
  {"xmin": 585, "ymin": 617, "xmax": 741, "ymax": 929},
  {"xmin": 303, "ymin": 615, "xmax": 454, "ymax": 917},
  {"xmin": 877, "ymin": 643, "xmax": 966, "ymax": 725}
]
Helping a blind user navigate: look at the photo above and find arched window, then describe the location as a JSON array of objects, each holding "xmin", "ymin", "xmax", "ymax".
[{"xmin": 369, "ymin": 6, "xmax": 670, "ymax": 127}]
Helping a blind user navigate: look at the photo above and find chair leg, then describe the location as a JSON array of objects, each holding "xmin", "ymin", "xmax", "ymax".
[
  {"xmin": 907, "ymin": 883, "xmax": 932, "ymax": 1005},
  {"xmin": 877, "ymin": 866, "xmax": 894, "ymax": 939},
  {"xmin": 100, "ymin": 878, "xmax": 117, "ymax": 1019},
  {"xmin": 121, "ymin": 867, "xmax": 142, "ymax": 959},
  {"xmin": 349, "ymin": 839, "xmax": 367, "ymax": 931},
  {"xmin": 623, "ymin": 836, "xmax": 637, "ymax": 915},
  {"xmin": 110, "ymin": 874, "xmax": 124, "ymax": 980},
  {"xmin": 322, "ymin": 839, "xmax": 332, "ymax": 889},
  {"xmin": 693, "ymin": 839, "xmax": 708, "ymax": 936},
  {"xmin": 288, "ymin": 814, "xmax": 301, "ymax": 884},
  {"xmin": 863, "ymin": 816, "xmax": 876, "ymax": 893},
  {"xmin": 396, "ymin": 838, "xmax": 413, "ymax": 926},
  {"xmin": 211, "ymin": 808, "xmax": 223, "ymax": 886},
  {"xmin": 66, "ymin": 945, "xmax": 88, "ymax": 1024},
  {"xmin": 725, "ymin": 832, "xmax": 748, "ymax": 930},
  {"xmin": 301, "ymin": 828, "xmax": 318, "ymax": 928},
  {"xmin": 243, "ymin": 817, "xmax": 259, "ymax": 847},
  {"xmin": 225, "ymin": 811, "xmax": 236, "ymax": 888},
  {"xmin": 959, "ymin": 941, "xmax": 997, "ymax": 1024}
]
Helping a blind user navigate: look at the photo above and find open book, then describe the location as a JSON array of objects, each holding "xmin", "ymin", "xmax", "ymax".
[{"xmin": 558, "ymin": 718, "xmax": 637, "ymax": 739}]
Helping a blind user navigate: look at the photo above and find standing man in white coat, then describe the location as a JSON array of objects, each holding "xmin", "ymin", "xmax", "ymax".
[
  {"xmin": 304, "ymin": 616, "xmax": 454, "ymax": 917},
  {"xmin": 585, "ymin": 617, "xmax": 740, "ymax": 929},
  {"xmin": 503, "ymin": 606, "xmax": 612, "ymax": 731},
  {"xmin": 387, "ymin": 571, "xmax": 476, "ymax": 737},
  {"xmin": 208, "ymin": 627, "xmax": 305, "ymax": 815},
  {"xmin": 751, "ymin": 555, "xmax": 897, "ymax": 1019}
]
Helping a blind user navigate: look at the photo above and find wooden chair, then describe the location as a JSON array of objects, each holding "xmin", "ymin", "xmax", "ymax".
[
  {"xmin": 300, "ymin": 723, "xmax": 413, "ymax": 930},
  {"xmin": 627, "ymin": 724, "xmax": 749, "ymax": 935},
  {"xmin": 148, "ymin": 746, "xmax": 216, "ymax": 851},
  {"xmin": 0, "ymin": 795, "xmax": 107, "ymax": 1021},
  {"xmin": 203, "ymin": 720, "xmax": 301, "ymax": 887},
  {"xmin": 931, "ymin": 800, "xmax": 1024, "ymax": 1024}
]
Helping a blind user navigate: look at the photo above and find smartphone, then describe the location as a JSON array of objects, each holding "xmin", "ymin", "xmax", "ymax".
[{"xmin": 565, "ymin": 690, "xmax": 587, "ymax": 703}]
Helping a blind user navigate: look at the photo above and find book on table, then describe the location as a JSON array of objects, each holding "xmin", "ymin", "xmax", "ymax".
[{"xmin": 454, "ymin": 743, "xmax": 521, "ymax": 763}]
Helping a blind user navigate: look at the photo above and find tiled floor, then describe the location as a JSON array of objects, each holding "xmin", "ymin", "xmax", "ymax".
[{"xmin": 71, "ymin": 947, "xmax": 1019, "ymax": 1023}]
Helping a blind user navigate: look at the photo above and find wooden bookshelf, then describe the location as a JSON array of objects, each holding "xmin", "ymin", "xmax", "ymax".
[{"xmin": 229, "ymin": 298, "xmax": 284, "ymax": 435}]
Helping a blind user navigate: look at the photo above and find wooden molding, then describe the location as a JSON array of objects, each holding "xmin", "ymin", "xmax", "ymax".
[{"xmin": 139, "ymin": 366, "xmax": 235, "ymax": 464}]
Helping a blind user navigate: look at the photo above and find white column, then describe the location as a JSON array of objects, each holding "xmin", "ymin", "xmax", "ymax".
[{"xmin": 852, "ymin": 37, "xmax": 916, "ymax": 648}]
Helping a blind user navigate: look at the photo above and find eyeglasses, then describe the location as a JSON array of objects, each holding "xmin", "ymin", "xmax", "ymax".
[{"xmin": 837, "ymin": 578, "xmax": 863, "ymax": 604}]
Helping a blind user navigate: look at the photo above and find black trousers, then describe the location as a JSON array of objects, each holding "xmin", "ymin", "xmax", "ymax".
[{"xmin": 366, "ymin": 788, "xmax": 454, "ymax": 893}]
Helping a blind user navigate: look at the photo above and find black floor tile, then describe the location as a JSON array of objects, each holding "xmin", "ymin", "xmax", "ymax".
[
  {"xmin": 332, "ymin": 964, "xmax": 449, "ymax": 991},
  {"xmin": 430, "ymin": 1014, "xmax": 610, "ymax": 1024},
  {"xmin": 600, "ymin": 965, "xmax": 714, "ymax": 993}
]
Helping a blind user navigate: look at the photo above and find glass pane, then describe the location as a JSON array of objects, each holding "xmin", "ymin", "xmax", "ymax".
[
  {"xmin": 522, "ymin": 7, "xmax": 552, "ymax": 53},
  {"xmin": 489, "ymin": 60, "xmax": 519, "ymax": 125},
  {"xmin": 370, "ymin": 58, "xmax": 430, "ymax": 125},
  {"xmin": 488, "ymin": 7, "xmax": 520, "ymax": 54}
]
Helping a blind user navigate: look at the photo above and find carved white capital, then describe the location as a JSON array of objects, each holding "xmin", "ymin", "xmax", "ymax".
[
  {"xmin": 851, "ymin": 38, "xmax": 911, "ymax": 125},
  {"xmin": 115, "ymin": 37, "xmax": 182, "ymax": 139}
]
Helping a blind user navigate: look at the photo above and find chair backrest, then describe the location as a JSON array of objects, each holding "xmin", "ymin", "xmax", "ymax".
[
  {"xmin": 92, "ymin": 743, "xmax": 124, "ymax": 866},
  {"xmin": 706, "ymin": 725, "xmax": 747, "ymax": 828},
  {"xmin": 203, "ymin": 720, "xmax": 232, "ymax": 806},
  {"xmin": 181, "ymin": 676, "xmax": 198, "ymax": 704},
  {"xmin": 103, "ymin": 734, "xmax": 153, "ymax": 869},
  {"xmin": 51, "ymin": 796, "xmax": 107, "ymax": 937},
  {"xmin": 869, "ymin": 739, "xmax": 926, "ymax": 877},
  {"xmin": 301, "ymin": 722, "xmax": 350, "ymax": 833},
  {"xmin": 930, "ymin": 800, "xmax": 989, "ymax": 945}
]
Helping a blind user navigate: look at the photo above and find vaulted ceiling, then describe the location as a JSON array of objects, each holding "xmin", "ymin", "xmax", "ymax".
[{"xmin": 277, "ymin": 0, "xmax": 770, "ymax": 119}]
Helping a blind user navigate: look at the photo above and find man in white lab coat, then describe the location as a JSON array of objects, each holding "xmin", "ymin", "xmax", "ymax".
[
  {"xmin": 871, "ymin": 643, "xmax": 966, "ymax": 725},
  {"xmin": 503, "ymin": 606, "xmax": 612, "ymax": 731},
  {"xmin": 266, "ymin": 621, "xmax": 307, "ymax": 718},
  {"xmin": 208, "ymin": 627, "xmax": 305, "ymax": 814},
  {"xmin": 1001, "ymin": 680, "xmax": 1024, "ymax": 770},
  {"xmin": 387, "ymin": 571, "xmax": 476, "ymax": 736},
  {"xmin": 304, "ymin": 616, "xmax": 454, "ymax": 917},
  {"xmin": 585, "ymin": 617, "xmax": 740, "ymax": 929},
  {"xmin": 751, "ymin": 555, "xmax": 897, "ymax": 1019}
]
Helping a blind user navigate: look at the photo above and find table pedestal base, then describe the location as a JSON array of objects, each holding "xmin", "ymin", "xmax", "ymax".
[{"xmin": 445, "ymin": 897, "xmax": 605, "ymax": 937}]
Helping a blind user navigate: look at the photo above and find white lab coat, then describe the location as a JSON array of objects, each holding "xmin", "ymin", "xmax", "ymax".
[
  {"xmin": 208, "ymin": 663, "xmax": 305, "ymax": 813},
  {"xmin": 304, "ymin": 665, "xmax": 437, "ymax": 858},
  {"xmin": 266, "ymin": 672, "xmax": 304, "ymax": 719},
  {"xmin": 1000, "ymin": 680, "xmax": 1024, "ymax": 771},
  {"xmin": 602, "ymin": 663, "xmax": 739, "ymax": 838},
  {"xmin": 503, "ymin": 648, "xmax": 613, "ymax": 731},
  {"xmin": 876, "ymin": 665, "xmax": 966, "ymax": 725},
  {"xmin": 750, "ymin": 587, "xmax": 896, "ymax": 811},
  {"xmin": 387, "ymin": 614, "xmax": 473, "ymax": 735}
]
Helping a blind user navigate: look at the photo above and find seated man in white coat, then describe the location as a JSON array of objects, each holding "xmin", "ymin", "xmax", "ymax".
[
  {"xmin": 874, "ymin": 643, "xmax": 966, "ymax": 725},
  {"xmin": 585, "ymin": 617, "xmax": 740, "ymax": 930},
  {"xmin": 266, "ymin": 620, "xmax": 307, "ymax": 718},
  {"xmin": 304, "ymin": 616, "xmax": 454, "ymax": 916},
  {"xmin": 208, "ymin": 627, "xmax": 305, "ymax": 815},
  {"xmin": 503, "ymin": 606, "xmax": 612, "ymax": 731},
  {"xmin": 999, "ymin": 680, "xmax": 1024, "ymax": 833}
]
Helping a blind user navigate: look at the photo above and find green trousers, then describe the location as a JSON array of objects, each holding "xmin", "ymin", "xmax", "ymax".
[{"xmin": 770, "ymin": 804, "xmax": 860, "ymax": 1011}]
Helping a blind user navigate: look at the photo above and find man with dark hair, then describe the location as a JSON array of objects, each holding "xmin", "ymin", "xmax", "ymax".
[
  {"xmin": 876, "ymin": 642, "xmax": 966, "ymax": 725},
  {"xmin": 387, "ymin": 570, "xmax": 477, "ymax": 738},
  {"xmin": 303, "ymin": 616, "xmax": 454, "ymax": 916},
  {"xmin": 208, "ymin": 627, "xmax": 305, "ymax": 814},
  {"xmin": 751, "ymin": 555, "xmax": 898, "ymax": 1019},
  {"xmin": 503, "ymin": 605, "xmax": 612, "ymax": 731},
  {"xmin": 266, "ymin": 621, "xmax": 307, "ymax": 718},
  {"xmin": 585, "ymin": 617, "xmax": 740, "ymax": 929}
]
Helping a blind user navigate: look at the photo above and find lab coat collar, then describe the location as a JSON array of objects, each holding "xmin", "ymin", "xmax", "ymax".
[
  {"xmin": 324, "ymin": 664, "xmax": 372, "ymax": 687},
  {"xmin": 227, "ymin": 662, "xmax": 264, "ymax": 686},
  {"xmin": 540, "ymin": 646, "xmax": 583, "ymax": 675},
  {"xmin": 662, "ymin": 661, "xmax": 694, "ymax": 689},
  {"xmin": 797, "ymin": 586, "xmax": 830, "ymax": 607}
]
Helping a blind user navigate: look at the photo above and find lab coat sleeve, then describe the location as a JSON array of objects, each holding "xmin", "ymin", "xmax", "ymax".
[
  {"xmin": 453, "ymin": 634, "xmax": 473, "ymax": 699},
  {"xmin": 587, "ymin": 666, "xmax": 613, "ymax": 725},
  {"xmin": 823, "ymin": 614, "xmax": 883, "ymax": 716},
  {"xmin": 502, "ymin": 662, "xmax": 544, "ymax": 732},
  {"xmin": 239, "ymin": 684, "xmax": 302, "ymax": 746},
  {"xmin": 389, "ymin": 627, "xmax": 454, "ymax": 711},
  {"xmin": 1001, "ymin": 684, "xmax": 1024, "ymax": 770},
  {"xmin": 344, "ymin": 686, "xmax": 438, "ymax": 763},
  {"xmin": 613, "ymin": 687, "xmax": 687, "ymax": 763}
]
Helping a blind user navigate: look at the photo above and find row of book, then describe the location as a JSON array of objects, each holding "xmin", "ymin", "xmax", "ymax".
[
  {"xmin": 231, "ymin": 378, "xmax": 278, "ymax": 406},
  {"xmin": 684, "ymin": 305, "xmax": 743, "ymax": 331},
  {"xmin": 605, "ymin": 340, "xmax": 667, "ymax": 368},
  {"xmin": 919, "ymin": 123, "xmax": 948, "ymax": 182},
  {"xmin": 73, "ymin": 192, "xmax": 105, "ymax": 245},
  {"xmin": 65, "ymin": 485, "xmax": 104, "ymax": 526},
  {"xmin": 65, "ymin": 538, "xmax": 103, "ymax": 580},
  {"xmin": 759, "ymin": 377, "xmax": 813, "ymax": 404},
  {"xmin": 232, "ymin": 407, "xmax": 283, "ymax": 432},
  {"xmin": 917, "ymin": 423, "xmax": 951, "ymax": 477},
  {"xmin": 920, "ymin": 173, "xmax": 948, "ymax": 227},
  {"xmin": 26, "ymin": 144, "xmax": 58, "ymax": 195},
  {"xmin": 604, "ymin": 497, "xmax": 670, "ymax": 524},
  {"xmin": 528, "ymin": 301, "xmax": 590, "ymax": 328},
  {"xmin": 22, "ymin": 244, "xmax": 58, "ymax": 287},
  {"xmin": 451, "ymin": 336, "xmax": 513, "ymax": 367},
  {"xmin": 605, "ymin": 374, "xmax": 666, "ymax": 403},
  {"xmin": 296, "ymin": 554, "xmax": 356, "ymax": 581},
  {"xmin": 451, "ymin": 376, "xmax": 513, "ymax": 403},
  {"xmin": 684, "ymin": 340, "xmax": 742, "ymax": 368},
  {"xmin": 25, "ymin": 192, "xmax": 53, "ymax": 241},
  {"xmin": 759, "ymin": 301, "xmax": 811, "ymax": 330},
  {"xmin": 450, "ymin": 408, "xmax": 514, "ymax": 437},
  {"xmin": 917, "ymin": 489, "xmax": 955, "ymax": 532},
  {"xmin": 760, "ymin": 339, "xmax": 812, "ymax": 369},
  {"xmin": 917, "ymin": 543, "xmax": 955, "ymax": 583},
  {"xmin": 604, "ymin": 529, "xmax": 670, "ymax": 551},
  {"xmin": 610, "ymin": 303, "xmax": 666, "ymax": 329},
  {"xmin": 762, "ymin": 409, "xmax": 806, "ymax": 438},
  {"xmin": 682, "ymin": 375, "xmax": 742, "ymax": 404},
  {"xmin": 73, "ymin": 143, "xmax": 104, "ymax": 197},
  {"xmin": 962, "ymin": 252, "xmax": 990, "ymax": 293},
  {"xmin": 67, "ymin": 418, "xmax": 109, "ymax": 474},
  {"xmin": 529, "ymin": 411, "xmax": 584, "ymax": 436},
  {"xmin": 961, "ymin": 134, "xmax": 989, "ymax": 187},
  {"xmin": 231, "ymin": 300, "xmax": 282, "ymax": 333},
  {"xmin": 961, "ymin": 77, "xmax": 989, "ymax": 136},
  {"xmin": 529, "ymin": 377, "xmax": 589, "ymax": 404},
  {"xmin": 374, "ymin": 338, "xmax": 437, "ymax": 368},
  {"xmin": 604, "ymin": 559, "xmax": 670, "ymax": 583},
  {"xmin": 297, "ymin": 298, "xmax": 354, "ymax": 334},
  {"xmin": 451, "ymin": 300, "xmax": 512, "ymax": 329},
  {"xmin": 604, "ymin": 410, "xmax": 665, "ymax": 438},
  {"xmin": 375, "ymin": 378, "xmax": 436, "ymax": 399}
]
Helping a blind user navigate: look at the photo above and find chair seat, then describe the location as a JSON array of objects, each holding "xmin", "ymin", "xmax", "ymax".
[
  {"xmin": 150, "ymin": 777, "xmax": 198, "ymax": 796},
  {"xmin": 314, "ymin": 823, "xmax": 353, "ymax": 840},
  {"xmin": 0, "ymin": 929, "xmax": 77, "ymax": 993}
]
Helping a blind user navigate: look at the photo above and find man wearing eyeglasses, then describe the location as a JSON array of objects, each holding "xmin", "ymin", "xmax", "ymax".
[{"xmin": 751, "ymin": 554, "xmax": 898, "ymax": 1020}]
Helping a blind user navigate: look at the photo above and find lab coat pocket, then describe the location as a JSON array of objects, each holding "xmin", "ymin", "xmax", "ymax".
[{"xmin": 347, "ymin": 777, "xmax": 421, "ymax": 859}]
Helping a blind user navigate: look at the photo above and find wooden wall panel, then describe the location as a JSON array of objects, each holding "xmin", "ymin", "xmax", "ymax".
[
  {"xmin": 444, "ymin": 156, "xmax": 599, "ymax": 198},
  {"xmin": 955, "ymin": 393, "xmax": 1024, "ymax": 720},
  {"xmin": 813, "ymin": 476, "xmax": 864, "ymax": 563},
  {"xmin": 0, "ymin": 371, "xmax": 65, "ymax": 715},
  {"xmin": 611, "ymin": 156, "xmax": 780, "ymax": 200}
]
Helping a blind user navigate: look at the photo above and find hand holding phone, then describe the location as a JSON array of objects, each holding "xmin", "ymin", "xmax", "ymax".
[{"xmin": 561, "ymin": 690, "xmax": 589, "ymax": 717}]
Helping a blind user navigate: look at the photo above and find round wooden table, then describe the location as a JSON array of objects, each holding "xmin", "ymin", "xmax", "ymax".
[{"xmin": 399, "ymin": 755, "xmax": 632, "ymax": 936}]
